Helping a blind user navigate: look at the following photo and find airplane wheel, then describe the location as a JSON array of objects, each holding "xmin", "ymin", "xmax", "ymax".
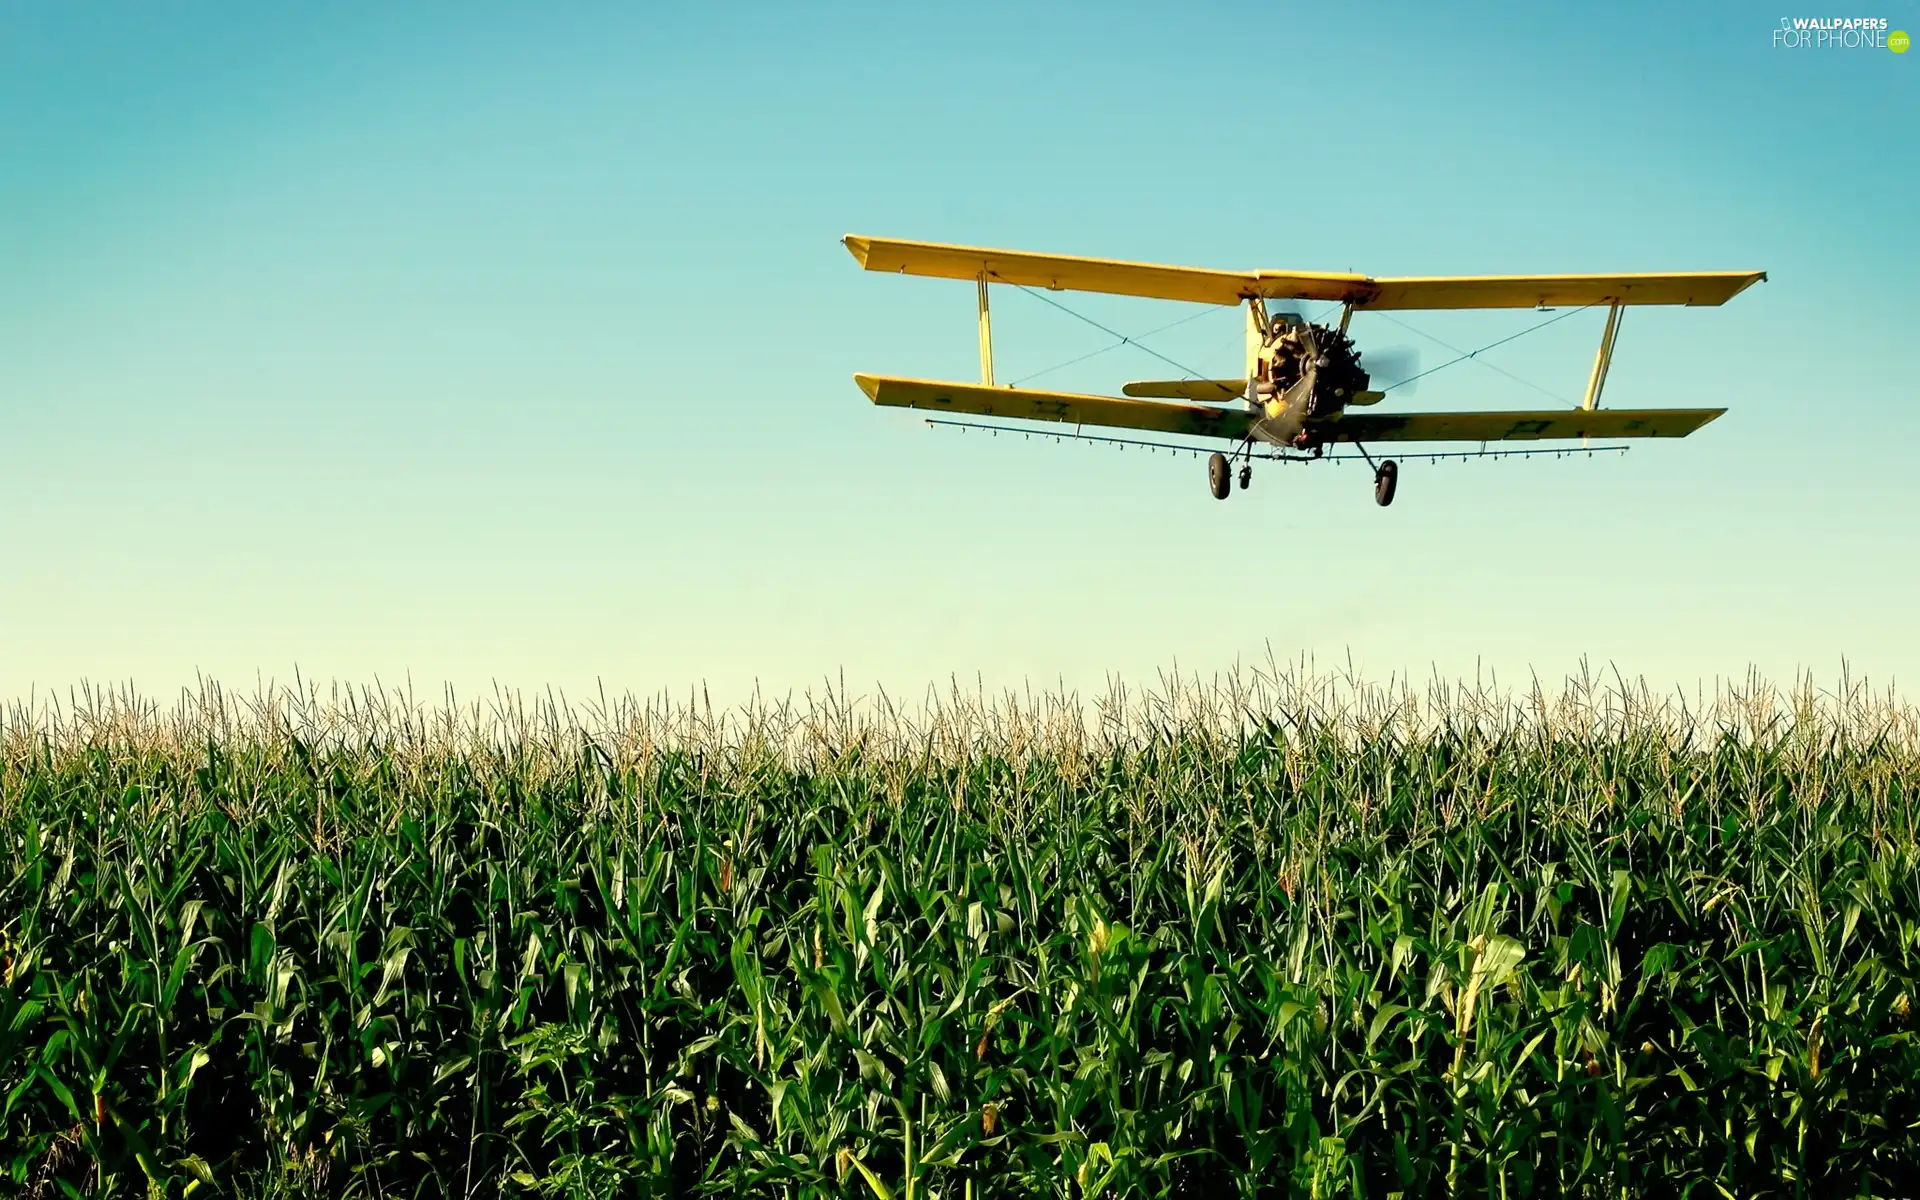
[
  {"xmin": 1374, "ymin": 460, "xmax": 1398, "ymax": 507},
  {"xmin": 1238, "ymin": 464, "xmax": 1252, "ymax": 490},
  {"xmin": 1208, "ymin": 452, "xmax": 1231, "ymax": 500}
]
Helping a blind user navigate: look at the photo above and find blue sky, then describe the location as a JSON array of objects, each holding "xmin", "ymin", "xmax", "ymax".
[{"xmin": 1, "ymin": 0, "xmax": 1914, "ymax": 707}]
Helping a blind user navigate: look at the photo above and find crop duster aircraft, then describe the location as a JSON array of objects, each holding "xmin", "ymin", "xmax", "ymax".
[{"xmin": 844, "ymin": 236, "xmax": 1764, "ymax": 505}]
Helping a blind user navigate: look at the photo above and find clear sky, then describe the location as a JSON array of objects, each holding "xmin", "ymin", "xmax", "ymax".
[{"xmin": 2, "ymin": 0, "xmax": 1915, "ymax": 709}]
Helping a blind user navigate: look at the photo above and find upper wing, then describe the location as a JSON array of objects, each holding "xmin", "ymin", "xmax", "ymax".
[
  {"xmin": 844, "ymin": 235, "xmax": 1365, "ymax": 307},
  {"xmin": 1357, "ymin": 273, "xmax": 1765, "ymax": 310},
  {"xmin": 856, "ymin": 374, "xmax": 1253, "ymax": 439},
  {"xmin": 846, "ymin": 234, "xmax": 1765, "ymax": 310},
  {"xmin": 1314, "ymin": 408, "xmax": 1725, "ymax": 443}
]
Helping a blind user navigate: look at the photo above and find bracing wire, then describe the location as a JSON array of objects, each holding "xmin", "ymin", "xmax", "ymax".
[
  {"xmin": 1007, "ymin": 304, "xmax": 1224, "ymax": 388},
  {"xmin": 997, "ymin": 276, "xmax": 1217, "ymax": 383},
  {"xmin": 1370, "ymin": 304, "xmax": 1598, "ymax": 402},
  {"xmin": 990, "ymin": 264, "xmax": 1597, "ymax": 410}
]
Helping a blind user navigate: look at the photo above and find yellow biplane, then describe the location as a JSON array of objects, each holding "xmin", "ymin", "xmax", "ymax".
[{"xmin": 845, "ymin": 235, "xmax": 1764, "ymax": 505}]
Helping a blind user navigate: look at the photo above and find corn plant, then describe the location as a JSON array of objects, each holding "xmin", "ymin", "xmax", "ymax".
[{"xmin": 1, "ymin": 665, "xmax": 1916, "ymax": 1198}]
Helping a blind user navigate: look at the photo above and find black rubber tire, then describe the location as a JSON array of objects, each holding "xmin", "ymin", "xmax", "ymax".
[
  {"xmin": 1374, "ymin": 460, "xmax": 1399, "ymax": 507},
  {"xmin": 1208, "ymin": 452, "xmax": 1231, "ymax": 500},
  {"xmin": 1238, "ymin": 464, "xmax": 1252, "ymax": 491}
]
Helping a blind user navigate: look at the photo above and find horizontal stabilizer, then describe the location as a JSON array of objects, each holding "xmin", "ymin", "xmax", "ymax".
[
  {"xmin": 1316, "ymin": 407, "xmax": 1725, "ymax": 443},
  {"xmin": 1121, "ymin": 379, "xmax": 1248, "ymax": 401},
  {"xmin": 856, "ymin": 374, "xmax": 1252, "ymax": 439}
]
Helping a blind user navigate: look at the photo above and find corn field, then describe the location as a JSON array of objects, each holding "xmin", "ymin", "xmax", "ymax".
[{"xmin": 2, "ymin": 665, "xmax": 1917, "ymax": 1198}]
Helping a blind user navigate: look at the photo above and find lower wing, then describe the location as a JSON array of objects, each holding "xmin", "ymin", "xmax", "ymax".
[
  {"xmin": 856, "ymin": 374, "xmax": 1721, "ymax": 444},
  {"xmin": 1315, "ymin": 408, "xmax": 1725, "ymax": 442},
  {"xmin": 856, "ymin": 374, "xmax": 1253, "ymax": 439}
]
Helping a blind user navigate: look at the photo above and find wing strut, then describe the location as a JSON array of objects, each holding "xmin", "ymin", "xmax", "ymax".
[
  {"xmin": 1581, "ymin": 302, "xmax": 1624, "ymax": 411},
  {"xmin": 976, "ymin": 269, "xmax": 995, "ymax": 386}
]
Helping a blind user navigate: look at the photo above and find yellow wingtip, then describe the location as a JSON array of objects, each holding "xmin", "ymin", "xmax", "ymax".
[
  {"xmin": 853, "ymin": 372, "xmax": 881, "ymax": 401},
  {"xmin": 842, "ymin": 235, "xmax": 872, "ymax": 267}
]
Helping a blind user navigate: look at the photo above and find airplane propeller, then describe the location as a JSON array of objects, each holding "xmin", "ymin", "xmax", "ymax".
[
  {"xmin": 1359, "ymin": 345, "xmax": 1423, "ymax": 395},
  {"xmin": 1269, "ymin": 308, "xmax": 1420, "ymax": 394}
]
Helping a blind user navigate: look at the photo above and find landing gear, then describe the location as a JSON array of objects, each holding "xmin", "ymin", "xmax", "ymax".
[
  {"xmin": 1209, "ymin": 444, "xmax": 1256, "ymax": 499},
  {"xmin": 1352, "ymin": 443, "xmax": 1398, "ymax": 507},
  {"xmin": 1374, "ymin": 459, "xmax": 1398, "ymax": 507},
  {"xmin": 1208, "ymin": 452, "xmax": 1230, "ymax": 500}
]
